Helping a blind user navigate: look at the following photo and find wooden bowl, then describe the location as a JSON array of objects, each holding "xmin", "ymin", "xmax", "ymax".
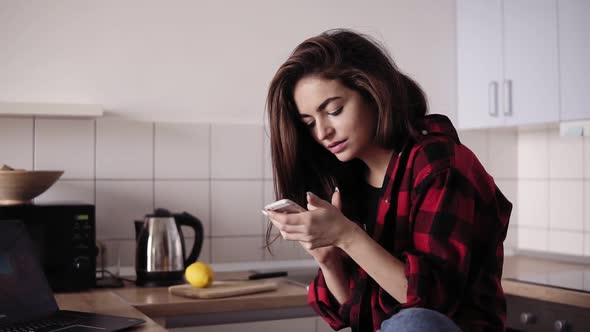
[{"xmin": 0, "ymin": 170, "xmax": 64, "ymax": 205}]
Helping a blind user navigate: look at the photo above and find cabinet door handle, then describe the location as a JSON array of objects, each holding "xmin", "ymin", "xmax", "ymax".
[
  {"xmin": 488, "ymin": 81, "xmax": 499, "ymax": 117},
  {"xmin": 554, "ymin": 319, "xmax": 570, "ymax": 331},
  {"xmin": 520, "ymin": 312, "xmax": 536, "ymax": 325},
  {"xmin": 503, "ymin": 79, "xmax": 512, "ymax": 116}
]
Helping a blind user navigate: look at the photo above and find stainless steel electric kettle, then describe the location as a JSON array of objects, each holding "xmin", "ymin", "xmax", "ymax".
[{"xmin": 134, "ymin": 208, "xmax": 204, "ymax": 286}]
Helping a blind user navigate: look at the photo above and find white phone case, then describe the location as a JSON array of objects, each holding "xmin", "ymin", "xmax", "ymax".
[{"xmin": 264, "ymin": 199, "xmax": 306, "ymax": 214}]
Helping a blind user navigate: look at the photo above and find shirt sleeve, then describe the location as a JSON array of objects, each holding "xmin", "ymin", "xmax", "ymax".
[
  {"xmin": 308, "ymin": 269, "xmax": 347, "ymax": 330},
  {"xmin": 402, "ymin": 167, "xmax": 478, "ymax": 315}
]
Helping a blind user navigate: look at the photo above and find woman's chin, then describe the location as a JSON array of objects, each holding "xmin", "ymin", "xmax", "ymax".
[{"xmin": 334, "ymin": 151, "xmax": 354, "ymax": 162}]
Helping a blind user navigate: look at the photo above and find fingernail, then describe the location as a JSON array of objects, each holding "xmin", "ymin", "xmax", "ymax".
[
  {"xmin": 261, "ymin": 210, "xmax": 268, "ymax": 216},
  {"xmin": 335, "ymin": 187, "xmax": 340, "ymax": 192},
  {"xmin": 306, "ymin": 191, "xmax": 316, "ymax": 199}
]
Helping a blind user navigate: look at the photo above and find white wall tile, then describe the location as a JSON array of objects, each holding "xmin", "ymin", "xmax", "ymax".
[
  {"xmin": 211, "ymin": 236, "xmax": 263, "ymax": 263},
  {"xmin": 585, "ymin": 233, "xmax": 590, "ymax": 256},
  {"xmin": 155, "ymin": 180, "xmax": 210, "ymax": 237},
  {"xmin": 155, "ymin": 123, "xmax": 209, "ymax": 179},
  {"xmin": 34, "ymin": 118, "xmax": 95, "ymax": 179},
  {"xmin": 495, "ymin": 179, "xmax": 517, "ymax": 225},
  {"xmin": 264, "ymin": 238, "xmax": 303, "ymax": 261},
  {"xmin": 185, "ymin": 237, "xmax": 210, "ymax": 264},
  {"xmin": 517, "ymin": 227, "xmax": 548, "ymax": 251},
  {"xmin": 505, "ymin": 223, "xmax": 518, "ymax": 249},
  {"xmin": 0, "ymin": 117, "xmax": 33, "ymax": 169},
  {"xmin": 548, "ymin": 231, "xmax": 584, "ymax": 256},
  {"xmin": 488, "ymin": 128, "xmax": 517, "ymax": 178},
  {"xmin": 96, "ymin": 180, "xmax": 153, "ymax": 239},
  {"xmin": 549, "ymin": 181, "xmax": 583, "ymax": 231},
  {"xmin": 263, "ymin": 129, "xmax": 273, "ymax": 179},
  {"xmin": 586, "ymin": 181, "xmax": 590, "ymax": 233},
  {"xmin": 548, "ymin": 128, "xmax": 583, "ymax": 179},
  {"xmin": 211, "ymin": 180, "xmax": 263, "ymax": 236},
  {"xmin": 96, "ymin": 119, "xmax": 153, "ymax": 179},
  {"xmin": 263, "ymin": 180, "xmax": 276, "ymax": 235},
  {"xmin": 458, "ymin": 129, "xmax": 489, "ymax": 168},
  {"xmin": 517, "ymin": 180, "xmax": 549, "ymax": 228},
  {"xmin": 517, "ymin": 127, "xmax": 548, "ymax": 179},
  {"xmin": 35, "ymin": 180, "xmax": 94, "ymax": 204},
  {"xmin": 585, "ymin": 137, "xmax": 590, "ymax": 179},
  {"xmin": 211, "ymin": 124, "xmax": 263, "ymax": 179},
  {"xmin": 102, "ymin": 239, "xmax": 136, "ymax": 269}
]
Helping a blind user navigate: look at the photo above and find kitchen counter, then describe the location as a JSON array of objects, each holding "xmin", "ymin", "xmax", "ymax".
[
  {"xmin": 113, "ymin": 271, "xmax": 310, "ymax": 319},
  {"xmin": 55, "ymin": 256, "xmax": 590, "ymax": 329},
  {"xmin": 502, "ymin": 255, "xmax": 590, "ymax": 309}
]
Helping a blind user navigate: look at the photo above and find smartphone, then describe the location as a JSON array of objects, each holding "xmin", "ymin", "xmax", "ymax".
[{"xmin": 264, "ymin": 199, "xmax": 306, "ymax": 214}]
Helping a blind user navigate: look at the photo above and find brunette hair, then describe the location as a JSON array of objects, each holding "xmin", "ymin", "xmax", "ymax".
[{"xmin": 264, "ymin": 29, "xmax": 428, "ymax": 249}]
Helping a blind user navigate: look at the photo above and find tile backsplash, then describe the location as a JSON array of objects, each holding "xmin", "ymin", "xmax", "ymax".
[
  {"xmin": 0, "ymin": 116, "xmax": 278, "ymax": 269},
  {"xmin": 1, "ymin": 116, "xmax": 589, "ymax": 271},
  {"xmin": 461, "ymin": 125, "xmax": 590, "ymax": 258}
]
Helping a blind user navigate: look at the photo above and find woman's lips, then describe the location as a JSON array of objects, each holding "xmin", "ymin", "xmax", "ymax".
[{"xmin": 327, "ymin": 139, "xmax": 347, "ymax": 154}]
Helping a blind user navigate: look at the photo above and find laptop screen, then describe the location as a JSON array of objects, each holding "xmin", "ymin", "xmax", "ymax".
[{"xmin": 0, "ymin": 220, "xmax": 58, "ymax": 325}]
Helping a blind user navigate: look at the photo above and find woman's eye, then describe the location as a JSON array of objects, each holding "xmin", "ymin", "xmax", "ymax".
[
  {"xmin": 305, "ymin": 121, "xmax": 315, "ymax": 128},
  {"xmin": 328, "ymin": 107, "xmax": 343, "ymax": 116}
]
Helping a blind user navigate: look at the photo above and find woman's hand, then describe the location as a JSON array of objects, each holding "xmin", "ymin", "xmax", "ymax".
[{"xmin": 265, "ymin": 189, "xmax": 355, "ymax": 256}]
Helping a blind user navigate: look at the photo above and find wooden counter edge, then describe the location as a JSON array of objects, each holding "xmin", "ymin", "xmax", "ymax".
[{"xmin": 502, "ymin": 279, "xmax": 590, "ymax": 309}]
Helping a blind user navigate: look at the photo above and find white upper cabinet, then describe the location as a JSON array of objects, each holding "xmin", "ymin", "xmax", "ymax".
[
  {"xmin": 558, "ymin": 0, "xmax": 590, "ymax": 122},
  {"xmin": 457, "ymin": 0, "xmax": 560, "ymax": 129},
  {"xmin": 457, "ymin": 0, "xmax": 504, "ymax": 129},
  {"xmin": 503, "ymin": 0, "xmax": 559, "ymax": 126}
]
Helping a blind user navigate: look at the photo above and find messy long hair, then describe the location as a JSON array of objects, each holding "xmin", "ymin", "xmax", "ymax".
[{"xmin": 264, "ymin": 29, "xmax": 428, "ymax": 250}]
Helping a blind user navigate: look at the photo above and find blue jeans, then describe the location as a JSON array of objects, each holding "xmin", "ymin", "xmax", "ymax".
[{"xmin": 379, "ymin": 308, "xmax": 462, "ymax": 332}]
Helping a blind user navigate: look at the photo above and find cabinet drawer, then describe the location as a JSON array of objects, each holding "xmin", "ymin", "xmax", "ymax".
[{"xmin": 507, "ymin": 295, "xmax": 590, "ymax": 331}]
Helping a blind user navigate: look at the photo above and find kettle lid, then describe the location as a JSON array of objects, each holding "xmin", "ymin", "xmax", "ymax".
[{"xmin": 147, "ymin": 208, "xmax": 173, "ymax": 218}]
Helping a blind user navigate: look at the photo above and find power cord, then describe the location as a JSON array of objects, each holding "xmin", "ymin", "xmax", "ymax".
[{"xmin": 95, "ymin": 269, "xmax": 136, "ymax": 288}]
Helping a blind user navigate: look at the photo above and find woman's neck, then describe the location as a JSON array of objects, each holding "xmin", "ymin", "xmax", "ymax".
[{"xmin": 360, "ymin": 147, "xmax": 395, "ymax": 188}]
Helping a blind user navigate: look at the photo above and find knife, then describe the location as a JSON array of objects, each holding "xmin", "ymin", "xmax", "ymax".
[
  {"xmin": 247, "ymin": 271, "xmax": 288, "ymax": 280},
  {"xmin": 219, "ymin": 271, "xmax": 288, "ymax": 282}
]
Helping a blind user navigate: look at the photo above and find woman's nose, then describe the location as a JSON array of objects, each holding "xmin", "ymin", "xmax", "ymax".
[{"xmin": 315, "ymin": 120, "xmax": 334, "ymax": 141}]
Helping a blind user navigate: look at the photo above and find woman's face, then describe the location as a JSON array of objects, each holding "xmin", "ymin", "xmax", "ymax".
[{"xmin": 293, "ymin": 76, "xmax": 377, "ymax": 162}]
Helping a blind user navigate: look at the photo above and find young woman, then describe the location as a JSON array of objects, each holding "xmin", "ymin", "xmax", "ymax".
[{"xmin": 263, "ymin": 29, "xmax": 512, "ymax": 332}]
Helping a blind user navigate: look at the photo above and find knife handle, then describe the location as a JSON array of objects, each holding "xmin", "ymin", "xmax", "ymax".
[{"xmin": 248, "ymin": 271, "xmax": 288, "ymax": 280}]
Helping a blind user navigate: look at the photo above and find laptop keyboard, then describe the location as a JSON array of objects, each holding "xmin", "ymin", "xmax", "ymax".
[{"xmin": 0, "ymin": 315, "xmax": 83, "ymax": 332}]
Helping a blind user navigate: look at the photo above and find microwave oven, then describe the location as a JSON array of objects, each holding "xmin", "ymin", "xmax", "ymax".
[{"xmin": 0, "ymin": 202, "xmax": 96, "ymax": 292}]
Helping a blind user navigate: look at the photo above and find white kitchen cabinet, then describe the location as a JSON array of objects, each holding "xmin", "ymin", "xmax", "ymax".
[
  {"xmin": 503, "ymin": 0, "xmax": 559, "ymax": 126},
  {"xmin": 558, "ymin": 0, "xmax": 590, "ymax": 121},
  {"xmin": 457, "ymin": 0, "xmax": 560, "ymax": 129},
  {"xmin": 457, "ymin": 0, "xmax": 504, "ymax": 129}
]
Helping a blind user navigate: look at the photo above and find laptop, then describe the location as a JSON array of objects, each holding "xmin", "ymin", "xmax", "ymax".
[{"xmin": 0, "ymin": 220, "xmax": 145, "ymax": 332}]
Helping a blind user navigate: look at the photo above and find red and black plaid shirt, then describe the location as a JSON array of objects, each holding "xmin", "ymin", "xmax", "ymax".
[{"xmin": 308, "ymin": 114, "xmax": 512, "ymax": 332}]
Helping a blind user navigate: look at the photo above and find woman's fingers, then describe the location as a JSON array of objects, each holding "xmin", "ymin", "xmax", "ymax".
[
  {"xmin": 264, "ymin": 210, "xmax": 306, "ymax": 225},
  {"xmin": 269, "ymin": 218, "xmax": 305, "ymax": 234},
  {"xmin": 331, "ymin": 187, "xmax": 342, "ymax": 210}
]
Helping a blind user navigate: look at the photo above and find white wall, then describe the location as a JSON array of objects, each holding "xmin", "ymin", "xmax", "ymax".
[{"xmin": 0, "ymin": 0, "xmax": 456, "ymax": 123}]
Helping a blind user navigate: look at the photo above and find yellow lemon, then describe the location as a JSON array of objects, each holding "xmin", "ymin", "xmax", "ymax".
[{"xmin": 185, "ymin": 262, "xmax": 214, "ymax": 288}]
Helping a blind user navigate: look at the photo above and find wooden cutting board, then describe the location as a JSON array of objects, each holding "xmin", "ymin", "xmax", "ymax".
[{"xmin": 168, "ymin": 280, "xmax": 279, "ymax": 299}]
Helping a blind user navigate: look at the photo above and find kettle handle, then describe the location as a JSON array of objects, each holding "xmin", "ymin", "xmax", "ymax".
[{"xmin": 174, "ymin": 212, "xmax": 204, "ymax": 267}]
